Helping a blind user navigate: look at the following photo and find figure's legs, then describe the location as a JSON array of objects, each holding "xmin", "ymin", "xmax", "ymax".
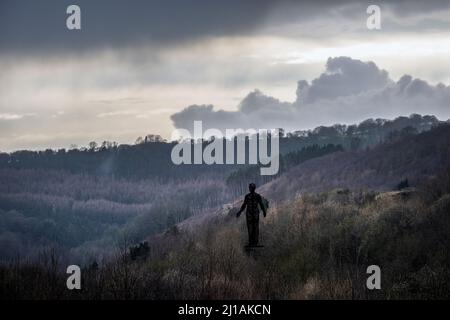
[
  {"xmin": 246, "ymin": 215, "xmax": 252, "ymax": 245},
  {"xmin": 253, "ymin": 216, "xmax": 259, "ymax": 246},
  {"xmin": 246, "ymin": 213, "xmax": 259, "ymax": 246}
]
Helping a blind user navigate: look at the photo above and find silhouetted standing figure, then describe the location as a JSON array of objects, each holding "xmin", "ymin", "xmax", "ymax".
[{"xmin": 236, "ymin": 183, "xmax": 267, "ymax": 247}]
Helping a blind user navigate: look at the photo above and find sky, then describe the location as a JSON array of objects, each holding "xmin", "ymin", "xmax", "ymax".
[{"xmin": 1, "ymin": 0, "xmax": 450, "ymax": 151}]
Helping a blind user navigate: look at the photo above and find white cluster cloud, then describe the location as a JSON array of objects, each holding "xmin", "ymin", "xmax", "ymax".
[
  {"xmin": 171, "ymin": 57, "xmax": 450, "ymax": 132},
  {"xmin": 0, "ymin": 113, "xmax": 36, "ymax": 121}
]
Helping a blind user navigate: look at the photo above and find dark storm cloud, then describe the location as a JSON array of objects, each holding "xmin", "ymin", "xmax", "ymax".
[
  {"xmin": 0, "ymin": 0, "xmax": 285, "ymax": 54},
  {"xmin": 171, "ymin": 57, "xmax": 450, "ymax": 132},
  {"xmin": 1, "ymin": 0, "xmax": 450, "ymax": 54},
  {"xmin": 386, "ymin": 0, "xmax": 450, "ymax": 16}
]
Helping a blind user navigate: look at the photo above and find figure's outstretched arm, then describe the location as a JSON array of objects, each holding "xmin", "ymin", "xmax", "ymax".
[
  {"xmin": 258, "ymin": 196, "xmax": 267, "ymax": 217},
  {"xmin": 236, "ymin": 198, "xmax": 247, "ymax": 217}
]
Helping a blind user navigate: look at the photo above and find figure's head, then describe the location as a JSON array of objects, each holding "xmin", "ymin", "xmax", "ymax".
[{"xmin": 249, "ymin": 183, "xmax": 256, "ymax": 192}]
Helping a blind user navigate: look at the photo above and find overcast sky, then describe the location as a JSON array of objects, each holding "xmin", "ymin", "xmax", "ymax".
[{"xmin": 1, "ymin": 0, "xmax": 450, "ymax": 151}]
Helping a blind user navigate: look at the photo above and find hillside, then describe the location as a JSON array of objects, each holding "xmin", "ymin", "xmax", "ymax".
[
  {"xmin": 1, "ymin": 120, "xmax": 450, "ymax": 299},
  {"xmin": 0, "ymin": 115, "xmax": 444, "ymax": 263},
  {"xmin": 0, "ymin": 114, "xmax": 441, "ymax": 181},
  {"xmin": 179, "ymin": 123, "xmax": 450, "ymax": 231},
  {"xmin": 3, "ymin": 127, "xmax": 450, "ymax": 299},
  {"xmin": 262, "ymin": 124, "xmax": 450, "ymax": 203},
  {"xmin": 133, "ymin": 124, "xmax": 450, "ymax": 299}
]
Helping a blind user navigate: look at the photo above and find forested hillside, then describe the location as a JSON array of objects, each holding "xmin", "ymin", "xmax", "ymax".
[
  {"xmin": 0, "ymin": 114, "xmax": 441, "ymax": 180},
  {"xmin": 263, "ymin": 123, "xmax": 450, "ymax": 202},
  {"xmin": 0, "ymin": 115, "xmax": 446, "ymax": 264},
  {"xmin": 1, "ymin": 124, "xmax": 449, "ymax": 299}
]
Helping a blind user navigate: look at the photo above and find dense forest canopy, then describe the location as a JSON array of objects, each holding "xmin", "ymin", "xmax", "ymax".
[{"xmin": 0, "ymin": 114, "xmax": 441, "ymax": 180}]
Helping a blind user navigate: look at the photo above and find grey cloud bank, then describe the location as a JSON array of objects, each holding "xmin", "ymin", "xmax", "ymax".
[
  {"xmin": 171, "ymin": 57, "xmax": 450, "ymax": 132},
  {"xmin": 0, "ymin": 0, "xmax": 280, "ymax": 54},
  {"xmin": 1, "ymin": 0, "xmax": 450, "ymax": 55}
]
